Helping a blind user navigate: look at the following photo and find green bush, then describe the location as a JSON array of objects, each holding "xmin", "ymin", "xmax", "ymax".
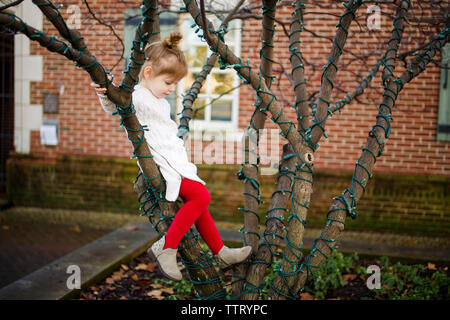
[
  {"xmin": 155, "ymin": 278, "xmax": 195, "ymax": 300},
  {"xmin": 303, "ymin": 251, "xmax": 359, "ymax": 299},
  {"xmin": 301, "ymin": 252, "xmax": 450, "ymax": 300},
  {"xmin": 375, "ymin": 256, "xmax": 450, "ymax": 300},
  {"xmin": 162, "ymin": 250, "xmax": 449, "ymax": 300}
]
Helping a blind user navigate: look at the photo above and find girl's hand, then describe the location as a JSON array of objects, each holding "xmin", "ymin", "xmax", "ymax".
[
  {"xmin": 90, "ymin": 81, "xmax": 107, "ymax": 95},
  {"xmin": 90, "ymin": 74, "xmax": 114, "ymax": 95}
]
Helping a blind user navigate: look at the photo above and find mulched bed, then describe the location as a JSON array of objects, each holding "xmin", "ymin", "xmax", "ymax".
[
  {"xmin": 78, "ymin": 252, "xmax": 194, "ymax": 300},
  {"xmin": 77, "ymin": 251, "xmax": 379, "ymax": 300}
]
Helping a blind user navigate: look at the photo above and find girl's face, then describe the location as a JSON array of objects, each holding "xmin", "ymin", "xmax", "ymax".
[{"xmin": 143, "ymin": 66, "xmax": 178, "ymax": 99}]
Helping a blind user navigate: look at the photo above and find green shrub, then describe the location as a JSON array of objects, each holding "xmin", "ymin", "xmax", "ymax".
[
  {"xmin": 375, "ymin": 257, "xmax": 450, "ymax": 300},
  {"xmin": 302, "ymin": 251, "xmax": 359, "ymax": 299},
  {"xmin": 163, "ymin": 249, "xmax": 449, "ymax": 300}
]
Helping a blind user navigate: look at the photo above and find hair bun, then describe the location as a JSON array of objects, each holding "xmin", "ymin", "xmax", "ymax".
[{"xmin": 162, "ymin": 32, "xmax": 183, "ymax": 49}]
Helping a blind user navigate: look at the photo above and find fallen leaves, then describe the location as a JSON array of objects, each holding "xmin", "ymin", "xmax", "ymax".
[
  {"xmin": 80, "ymin": 253, "xmax": 182, "ymax": 300},
  {"xmin": 299, "ymin": 292, "xmax": 315, "ymax": 300},
  {"xmin": 146, "ymin": 285, "xmax": 174, "ymax": 300},
  {"xmin": 135, "ymin": 263, "xmax": 148, "ymax": 271},
  {"xmin": 112, "ymin": 270, "xmax": 124, "ymax": 281},
  {"xmin": 146, "ymin": 290, "xmax": 163, "ymax": 299},
  {"xmin": 135, "ymin": 262, "xmax": 156, "ymax": 272},
  {"xmin": 427, "ymin": 263, "xmax": 436, "ymax": 271},
  {"xmin": 343, "ymin": 274, "xmax": 357, "ymax": 285}
]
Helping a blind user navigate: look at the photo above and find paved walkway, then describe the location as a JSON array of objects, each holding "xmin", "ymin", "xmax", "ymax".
[
  {"xmin": 0, "ymin": 205, "xmax": 449, "ymax": 300},
  {"xmin": 0, "ymin": 220, "xmax": 112, "ymax": 289},
  {"xmin": 0, "ymin": 223, "xmax": 157, "ymax": 300},
  {"xmin": 0, "ymin": 206, "xmax": 127, "ymax": 289},
  {"xmin": 0, "ymin": 220, "xmax": 449, "ymax": 300}
]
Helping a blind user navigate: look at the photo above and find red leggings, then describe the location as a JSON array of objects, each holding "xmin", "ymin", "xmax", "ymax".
[{"xmin": 163, "ymin": 178, "xmax": 224, "ymax": 255}]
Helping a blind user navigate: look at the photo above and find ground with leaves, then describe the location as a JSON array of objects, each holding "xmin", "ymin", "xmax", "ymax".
[{"xmin": 78, "ymin": 250, "xmax": 449, "ymax": 300}]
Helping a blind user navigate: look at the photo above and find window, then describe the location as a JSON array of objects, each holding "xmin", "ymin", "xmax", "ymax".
[
  {"xmin": 123, "ymin": 6, "xmax": 242, "ymax": 133},
  {"xmin": 437, "ymin": 43, "xmax": 450, "ymax": 142},
  {"xmin": 178, "ymin": 14, "xmax": 241, "ymax": 131}
]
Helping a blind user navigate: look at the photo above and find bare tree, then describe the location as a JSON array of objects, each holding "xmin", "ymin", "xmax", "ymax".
[{"xmin": 1, "ymin": 0, "xmax": 448, "ymax": 300}]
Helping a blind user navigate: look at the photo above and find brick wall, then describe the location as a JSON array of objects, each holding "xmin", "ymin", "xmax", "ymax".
[
  {"xmin": 6, "ymin": 154, "xmax": 450, "ymax": 236},
  {"xmin": 6, "ymin": 154, "xmax": 139, "ymax": 213},
  {"xmin": 25, "ymin": 0, "xmax": 449, "ymax": 177}
]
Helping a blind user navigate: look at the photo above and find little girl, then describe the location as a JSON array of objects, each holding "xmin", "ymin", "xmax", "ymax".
[{"xmin": 92, "ymin": 32, "xmax": 251, "ymax": 281}]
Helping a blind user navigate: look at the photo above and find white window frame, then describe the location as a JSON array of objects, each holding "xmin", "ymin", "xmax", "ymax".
[
  {"xmin": 177, "ymin": 13, "xmax": 242, "ymax": 133},
  {"xmin": 437, "ymin": 43, "xmax": 450, "ymax": 142}
]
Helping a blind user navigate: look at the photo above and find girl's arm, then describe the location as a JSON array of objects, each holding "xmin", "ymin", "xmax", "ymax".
[{"xmin": 90, "ymin": 81, "xmax": 117, "ymax": 114}]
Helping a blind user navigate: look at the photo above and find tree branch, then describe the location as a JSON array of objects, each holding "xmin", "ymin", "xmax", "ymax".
[
  {"xmin": 308, "ymin": 0, "xmax": 363, "ymax": 148},
  {"xmin": 240, "ymin": 0, "xmax": 278, "ymax": 256},
  {"xmin": 239, "ymin": 144, "xmax": 297, "ymax": 300},
  {"xmin": 289, "ymin": 0, "xmax": 309, "ymax": 132},
  {"xmin": 32, "ymin": 0, "xmax": 93, "ymax": 57},
  {"xmin": 328, "ymin": 55, "xmax": 383, "ymax": 115},
  {"xmin": 290, "ymin": 0, "xmax": 420, "ymax": 297},
  {"xmin": 231, "ymin": 0, "xmax": 278, "ymax": 299}
]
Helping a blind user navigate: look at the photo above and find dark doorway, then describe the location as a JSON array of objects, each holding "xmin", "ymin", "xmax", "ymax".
[{"xmin": 0, "ymin": 25, "xmax": 14, "ymax": 193}]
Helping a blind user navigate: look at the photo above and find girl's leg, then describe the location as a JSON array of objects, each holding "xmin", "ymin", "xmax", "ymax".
[
  {"xmin": 195, "ymin": 208, "xmax": 224, "ymax": 255},
  {"xmin": 164, "ymin": 178, "xmax": 223, "ymax": 254}
]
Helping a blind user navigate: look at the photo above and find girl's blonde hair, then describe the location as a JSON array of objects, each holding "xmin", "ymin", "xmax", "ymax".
[{"xmin": 138, "ymin": 32, "xmax": 188, "ymax": 82}]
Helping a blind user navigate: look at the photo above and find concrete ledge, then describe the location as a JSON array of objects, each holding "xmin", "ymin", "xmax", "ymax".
[
  {"xmin": 1, "ymin": 222, "xmax": 448, "ymax": 300},
  {"xmin": 0, "ymin": 223, "xmax": 157, "ymax": 300},
  {"xmin": 219, "ymin": 230, "xmax": 450, "ymax": 264},
  {"xmin": 335, "ymin": 240, "xmax": 450, "ymax": 265}
]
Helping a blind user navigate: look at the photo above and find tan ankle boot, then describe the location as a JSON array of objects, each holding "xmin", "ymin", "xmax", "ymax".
[
  {"xmin": 147, "ymin": 236, "xmax": 182, "ymax": 281},
  {"xmin": 214, "ymin": 245, "xmax": 252, "ymax": 270}
]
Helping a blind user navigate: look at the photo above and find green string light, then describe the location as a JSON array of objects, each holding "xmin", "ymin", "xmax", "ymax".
[{"xmin": 295, "ymin": 0, "xmax": 437, "ymax": 300}]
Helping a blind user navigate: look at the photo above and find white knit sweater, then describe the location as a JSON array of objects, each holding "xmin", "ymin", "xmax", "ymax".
[{"xmin": 97, "ymin": 84, "xmax": 206, "ymax": 202}]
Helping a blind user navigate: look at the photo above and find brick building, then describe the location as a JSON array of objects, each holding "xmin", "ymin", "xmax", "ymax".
[{"xmin": 2, "ymin": 0, "xmax": 449, "ymax": 235}]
